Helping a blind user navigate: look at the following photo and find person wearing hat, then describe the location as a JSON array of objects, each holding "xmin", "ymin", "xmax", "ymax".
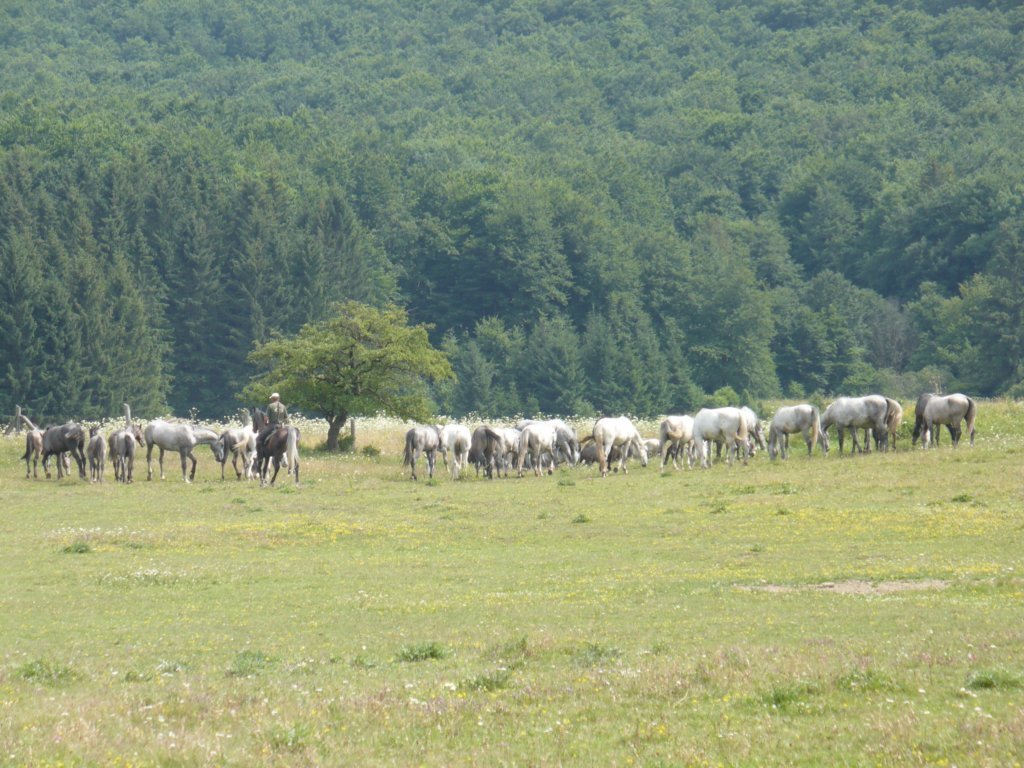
[
  {"xmin": 256, "ymin": 393, "xmax": 291, "ymax": 472},
  {"xmin": 267, "ymin": 392, "xmax": 289, "ymax": 428}
]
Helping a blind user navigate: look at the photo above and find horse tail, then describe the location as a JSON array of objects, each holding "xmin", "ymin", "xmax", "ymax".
[
  {"xmin": 402, "ymin": 433, "xmax": 412, "ymax": 468},
  {"xmin": 736, "ymin": 414, "xmax": 749, "ymax": 443},
  {"xmin": 884, "ymin": 398, "xmax": 901, "ymax": 450},
  {"xmin": 964, "ymin": 396, "xmax": 977, "ymax": 445},
  {"xmin": 593, "ymin": 427, "xmax": 607, "ymax": 476},
  {"xmin": 286, "ymin": 427, "xmax": 300, "ymax": 468},
  {"xmin": 808, "ymin": 406, "xmax": 820, "ymax": 453}
]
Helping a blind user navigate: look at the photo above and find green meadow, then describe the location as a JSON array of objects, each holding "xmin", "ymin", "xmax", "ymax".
[{"xmin": 2, "ymin": 404, "xmax": 1023, "ymax": 767}]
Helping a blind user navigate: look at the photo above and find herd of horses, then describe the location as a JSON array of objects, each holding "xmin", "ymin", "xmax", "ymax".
[
  {"xmin": 402, "ymin": 393, "xmax": 978, "ymax": 481},
  {"xmin": 20, "ymin": 404, "xmax": 300, "ymax": 486},
  {"xmin": 17, "ymin": 392, "xmax": 977, "ymax": 486}
]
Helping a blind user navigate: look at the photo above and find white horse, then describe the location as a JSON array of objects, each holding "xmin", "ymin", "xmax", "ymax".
[
  {"xmin": 819, "ymin": 396, "xmax": 896, "ymax": 455},
  {"xmin": 402, "ymin": 425, "xmax": 440, "ymax": 481},
  {"xmin": 592, "ymin": 416, "xmax": 648, "ymax": 478},
  {"xmin": 768, "ymin": 404, "xmax": 828, "ymax": 459},
  {"xmin": 145, "ymin": 419, "xmax": 224, "ymax": 482},
  {"xmin": 491, "ymin": 427, "xmax": 522, "ymax": 477},
  {"xmin": 517, "ymin": 418, "xmax": 580, "ymax": 466},
  {"xmin": 740, "ymin": 406, "xmax": 767, "ymax": 454},
  {"xmin": 922, "ymin": 393, "xmax": 976, "ymax": 448},
  {"xmin": 437, "ymin": 424, "xmax": 473, "ymax": 480},
  {"xmin": 692, "ymin": 408, "xmax": 749, "ymax": 469},
  {"xmin": 517, "ymin": 421, "xmax": 562, "ymax": 477},
  {"xmin": 214, "ymin": 409, "xmax": 257, "ymax": 480},
  {"xmin": 659, "ymin": 415, "xmax": 695, "ymax": 470}
]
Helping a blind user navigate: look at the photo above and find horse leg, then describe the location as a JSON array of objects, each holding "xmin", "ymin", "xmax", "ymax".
[
  {"xmin": 270, "ymin": 456, "xmax": 281, "ymax": 486},
  {"xmin": 188, "ymin": 450, "xmax": 198, "ymax": 481},
  {"xmin": 75, "ymin": 447, "xmax": 87, "ymax": 479}
]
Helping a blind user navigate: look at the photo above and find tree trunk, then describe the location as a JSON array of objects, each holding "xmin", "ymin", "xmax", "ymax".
[{"xmin": 325, "ymin": 413, "xmax": 348, "ymax": 452}]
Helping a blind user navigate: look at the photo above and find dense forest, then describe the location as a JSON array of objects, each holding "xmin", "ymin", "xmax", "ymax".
[{"xmin": 2, "ymin": 0, "xmax": 1023, "ymax": 421}]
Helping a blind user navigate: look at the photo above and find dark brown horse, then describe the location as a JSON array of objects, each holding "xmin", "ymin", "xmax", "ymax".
[
  {"xmin": 42, "ymin": 423, "xmax": 87, "ymax": 479},
  {"xmin": 256, "ymin": 425, "xmax": 300, "ymax": 486}
]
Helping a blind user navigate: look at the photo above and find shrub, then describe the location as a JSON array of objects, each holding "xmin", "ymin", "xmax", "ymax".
[
  {"xmin": 397, "ymin": 642, "xmax": 447, "ymax": 662},
  {"xmin": 17, "ymin": 660, "xmax": 77, "ymax": 685}
]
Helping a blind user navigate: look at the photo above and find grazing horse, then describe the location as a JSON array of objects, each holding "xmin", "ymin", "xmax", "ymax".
[
  {"xmin": 403, "ymin": 425, "xmax": 441, "ymax": 481},
  {"xmin": 819, "ymin": 396, "xmax": 891, "ymax": 455},
  {"xmin": 516, "ymin": 419, "xmax": 580, "ymax": 466},
  {"xmin": 659, "ymin": 415, "xmax": 695, "ymax": 470},
  {"xmin": 768, "ymin": 404, "xmax": 828, "ymax": 459},
  {"xmin": 107, "ymin": 404, "xmax": 144, "ymax": 482},
  {"xmin": 741, "ymin": 407, "xmax": 768, "ymax": 454},
  {"xmin": 922, "ymin": 393, "xmax": 976, "ymax": 448},
  {"xmin": 119, "ymin": 431, "xmax": 140, "ymax": 483},
  {"xmin": 592, "ymin": 416, "xmax": 648, "ymax": 477},
  {"xmin": 472, "ymin": 426, "xmax": 518, "ymax": 478},
  {"xmin": 22, "ymin": 428, "xmax": 44, "ymax": 478},
  {"xmin": 692, "ymin": 408, "xmax": 749, "ymax": 468},
  {"xmin": 879, "ymin": 397, "xmax": 903, "ymax": 451},
  {"xmin": 256, "ymin": 425, "xmax": 301, "ymax": 486},
  {"xmin": 88, "ymin": 427, "xmax": 106, "ymax": 482},
  {"xmin": 437, "ymin": 424, "xmax": 472, "ymax": 480},
  {"xmin": 42, "ymin": 423, "xmax": 87, "ymax": 479},
  {"xmin": 469, "ymin": 426, "xmax": 489, "ymax": 476},
  {"xmin": 912, "ymin": 393, "xmax": 957, "ymax": 446},
  {"xmin": 108, "ymin": 425, "xmax": 145, "ymax": 482},
  {"xmin": 518, "ymin": 421, "xmax": 562, "ymax": 477},
  {"xmin": 145, "ymin": 419, "xmax": 224, "ymax": 482},
  {"xmin": 214, "ymin": 409, "xmax": 257, "ymax": 480}
]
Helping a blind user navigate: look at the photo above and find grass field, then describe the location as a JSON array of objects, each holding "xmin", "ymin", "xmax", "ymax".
[{"xmin": 1, "ymin": 404, "xmax": 1023, "ymax": 767}]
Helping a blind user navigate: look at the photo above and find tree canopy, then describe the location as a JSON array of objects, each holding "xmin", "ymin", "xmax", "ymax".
[
  {"xmin": 242, "ymin": 302, "xmax": 453, "ymax": 450},
  {"xmin": 2, "ymin": 1, "xmax": 1023, "ymax": 421}
]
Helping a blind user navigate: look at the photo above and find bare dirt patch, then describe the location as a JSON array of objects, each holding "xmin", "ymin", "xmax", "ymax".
[{"xmin": 740, "ymin": 579, "xmax": 949, "ymax": 595}]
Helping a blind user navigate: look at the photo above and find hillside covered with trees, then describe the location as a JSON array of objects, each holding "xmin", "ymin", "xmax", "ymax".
[{"xmin": 2, "ymin": 0, "xmax": 1023, "ymax": 420}]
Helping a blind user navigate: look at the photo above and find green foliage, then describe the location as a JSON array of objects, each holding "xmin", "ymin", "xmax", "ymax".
[
  {"xmin": 2, "ymin": 0, "xmax": 1024, "ymax": 420},
  {"xmin": 396, "ymin": 642, "xmax": 447, "ymax": 663},
  {"xmin": 243, "ymin": 302, "xmax": 453, "ymax": 449}
]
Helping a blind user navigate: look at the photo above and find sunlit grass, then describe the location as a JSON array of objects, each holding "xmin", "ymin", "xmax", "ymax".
[{"xmin": 1, "ymin": 400, "xmax": 1022, "ymax": 765}]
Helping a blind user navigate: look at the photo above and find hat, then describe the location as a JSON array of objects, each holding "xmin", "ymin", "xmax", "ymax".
[{"xmin": 270, "ymin": 393, "xmax": 280, "ymax": 402}]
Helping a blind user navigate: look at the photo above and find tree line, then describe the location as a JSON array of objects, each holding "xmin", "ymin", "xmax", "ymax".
[{"xmin": 2, "ymin": 0, "xmax": 1023, "ymax": 424}]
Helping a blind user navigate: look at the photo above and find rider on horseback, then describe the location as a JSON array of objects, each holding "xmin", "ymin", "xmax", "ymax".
[{"xmin": 257, "ymin": 393, "xmax": 288, "ymax": 455}]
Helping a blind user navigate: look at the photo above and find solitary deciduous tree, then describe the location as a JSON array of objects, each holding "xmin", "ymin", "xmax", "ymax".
[{"xmin": 242, "ymin": 302, "xmax": 454, "ymax": 451}]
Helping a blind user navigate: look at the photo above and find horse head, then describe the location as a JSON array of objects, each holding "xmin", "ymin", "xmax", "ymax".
[
  {"xmin": 635, "ymin": 434, "xmax": 649, "ymax": 467},
  {"xmin": 210, "ymin": 437, "xmax": 227, "ymax": 463}
]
